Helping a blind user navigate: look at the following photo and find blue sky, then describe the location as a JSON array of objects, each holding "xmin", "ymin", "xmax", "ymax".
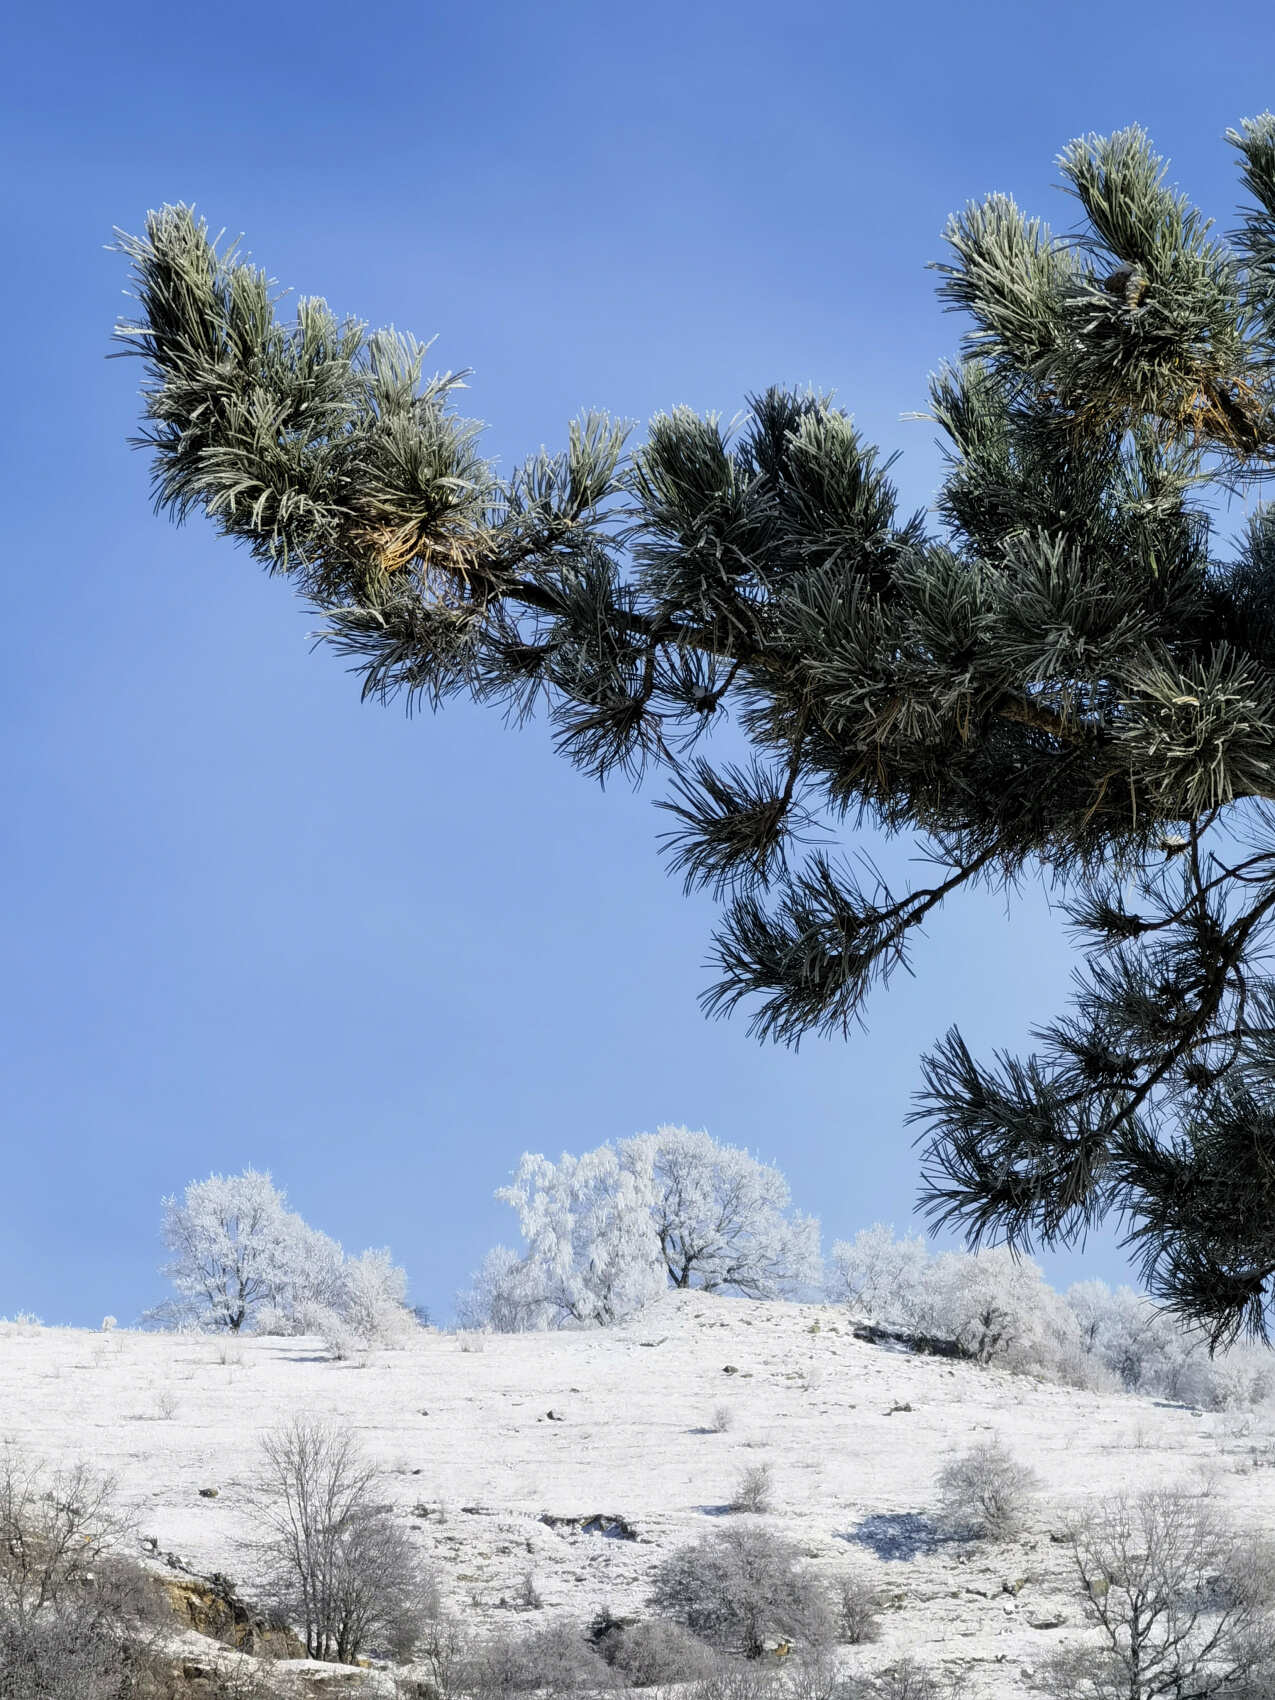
[{"xmin": 3, "ymin": 0, "xmax": 1272, "ymax": 1326}]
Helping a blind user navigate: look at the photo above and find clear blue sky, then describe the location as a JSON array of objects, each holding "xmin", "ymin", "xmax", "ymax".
[{"xmin": 3, "ymin": 0, "xmax": 1271, "ymax": 1326}]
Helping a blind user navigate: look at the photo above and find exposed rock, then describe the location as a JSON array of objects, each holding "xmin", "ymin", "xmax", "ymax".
[
  {"xmin": 1027, "ymin": 1611, "xmax": 1068, "ymax": 1630},
  {"xmin": 540, "ymin": 1511, "xmax": 639, "ymax": 1540},
  {"xmin": 198, "ymin": 1486, "xmax": 219, "ymax": 1498},
  {"xmin": 160, "ymin": 1570, "xmax": 303, "ymax": 1658},
  {"xmin": 852, "ymin": 1323, "xmax": 969, "ymax": 1360}
]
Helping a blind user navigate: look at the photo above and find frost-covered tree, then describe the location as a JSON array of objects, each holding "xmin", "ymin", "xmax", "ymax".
[
  {"xmin": 930, "ymin": 1245, "xmax": 1080, "ymax": 1368},
  {"xmin": 462, "ymin": 1130, "xmax": 821, "ymax": 1328},
  {"xmin": 454, "ymin": 1245, "xmax": 545, "ymax": 1334},
  {"xmin": 632, "ymin": 1125, "xmax": 822, "ymax": 1297},
  {"xmin": 158, "ymin": 1169, "xmax": 303, "ymax": 1332},
  {"xmin": 828, "ymin": 1225, "xmax": 932, "ymax": 1329},
  {"xmin": 157, "ymin": 1169, "xmax": 412, "ymax": 1340},
  {"xmin": 828, "ymin": 1226, "xmax": 1274, "ymax": 1406},
  {"xmin": 1066, "ymin": 1278, "xmax": 1275, "ymax": 1408},
  {"xmin": 494, "ymin": 1146, "xmax": 667, "ymax": 1327},
  {"xmin": 1066, "ymin": 1279, "xmax": 1179, "ymax": 1389},
  {"xmin": 256, "ymin": 1214, "xmax": 347, "ymax": 1331}
]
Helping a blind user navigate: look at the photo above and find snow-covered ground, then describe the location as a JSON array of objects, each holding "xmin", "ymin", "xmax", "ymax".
[{"xmin": 3, "ymin": 1292, "xmax": 1273, "ymax": 1695}]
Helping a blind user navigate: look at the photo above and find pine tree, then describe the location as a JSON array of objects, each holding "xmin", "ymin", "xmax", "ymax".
[{"xmin": 115, "ymin": 118, "xmax": 1275, "ymax": 1344}]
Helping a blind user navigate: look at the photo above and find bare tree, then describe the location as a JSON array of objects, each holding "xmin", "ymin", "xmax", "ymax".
[
  {"xmin": 245, "ymin": 1418, "xmax": 433, "ymax": 1663},
  {"xmin": 1040, "ymin": 1489, "xmax": 1275, "ymax": 1700}
]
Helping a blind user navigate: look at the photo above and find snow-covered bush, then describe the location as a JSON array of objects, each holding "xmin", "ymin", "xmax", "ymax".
[
  {"xmin": 843, "ymin": 1662, "xmax": 952, "ymax": 1700},
  {"xmin": 934, "ymin": 1437, "xmax": 1039, "ymax": 1541},
  {"xmin": 610, "ymin": 1619, "xmax": 718, "ymax": 1686},
  {"xmin": 462, "ymin": 1618, "xmax": 612, "ymax": 1697},
  {"xmin": 591, "ymin": 1613, "xmax": 718, "ymax": 1686},
  {"xmin": 0, "ymin": 1313, "xmax": 44, "ymax": 1334},
  {"xmin": 649, "ymin": 1525, "xmax": 835, "ymax": 1657},
  {"xmin": 0, "ymin": 1610, "xmax": 124, "ymax": 1699},
  {"xmin": 461, "ymin": 1127, "xmax": 821, "ymax": 1330}
]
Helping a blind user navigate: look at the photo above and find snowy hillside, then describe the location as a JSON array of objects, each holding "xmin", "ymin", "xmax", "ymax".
[{"xmin": 3, "ymin": 1293, "xmax": 1273, "ymax": 1696}]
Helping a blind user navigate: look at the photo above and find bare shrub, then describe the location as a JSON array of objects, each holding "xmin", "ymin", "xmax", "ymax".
[
  {"xmin": 409, "ymin": 1609, "xmax": 469, "ymax": 1700},
  {"xmin": 463, "ymin": 1618, "xmax": 613, "ymax": 1697},
  {"xmin": 0, "ymin": 1450, "xmax": 130, "ymax": 1627},
  {"xmin": 1037, "ymin": 1489, "xmax": 1275, "ymax": 1700},
  {"xmin": 836, "ymin": 1569, "xmax": 884, "ymax": 1643},
  {"xmin": 650, "ymin": 1524, "xmax": 835, "ymax": 1658},
  {"xmin": 684, "ymin": 1660, "xmax": 779, "ymax": 1700},
  {"xmin": 245, "ymin": 1418, "xmax": 436, "ymax": 1663},
  {"xmin": 0, "ymin": 1550, "xmax": 291, "ymax": 1700},
  {"xmin": 842, "ymin": 1661, "xmax": 951, "ymax": 1700},
  {"xmin": 592, "ymin": 1614, "xmax": 718, "ymax": 1686},
  {"xmin": 0, "ymin": 1610, "xmax": 125, "ymax": 1700},
  {"xmin": 934, "ymin": 1436, "xmax": 1037, "ymax": 1541},
  {"xmin": 731, "ymin": 1462, "xmax": 774, "ymax": 1513},
  {"xmin": 152, "ymin": 1387, "xmax": 179, "ymax": 1420},
  {"xmin": 711, "ymin": 1404, "xmax": 735, "ymax": 1433}
]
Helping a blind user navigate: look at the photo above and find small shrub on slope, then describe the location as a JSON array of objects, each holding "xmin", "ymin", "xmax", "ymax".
[
  {"xmin": 462, "ymin": 1618, "xmax": 612, "ymax": 1698},
  {"xmin": 935, "ymin": 1437, "xmax": 1038, "ymax": 1541},
  {"xmin": 593, "ymin": 1616, "xmax": 718, "ymax": 1687},
  {"xmin": 650, "ymin": 1524, "xmax": 835, "ymax": 1658},
  {"xmin": 835, "ymin": 1570, "xmax": 884, "ymax": 1643},
  {"xmin": 731, "ymin": 1462, "xmax": 775, "ymax": 1513}
]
